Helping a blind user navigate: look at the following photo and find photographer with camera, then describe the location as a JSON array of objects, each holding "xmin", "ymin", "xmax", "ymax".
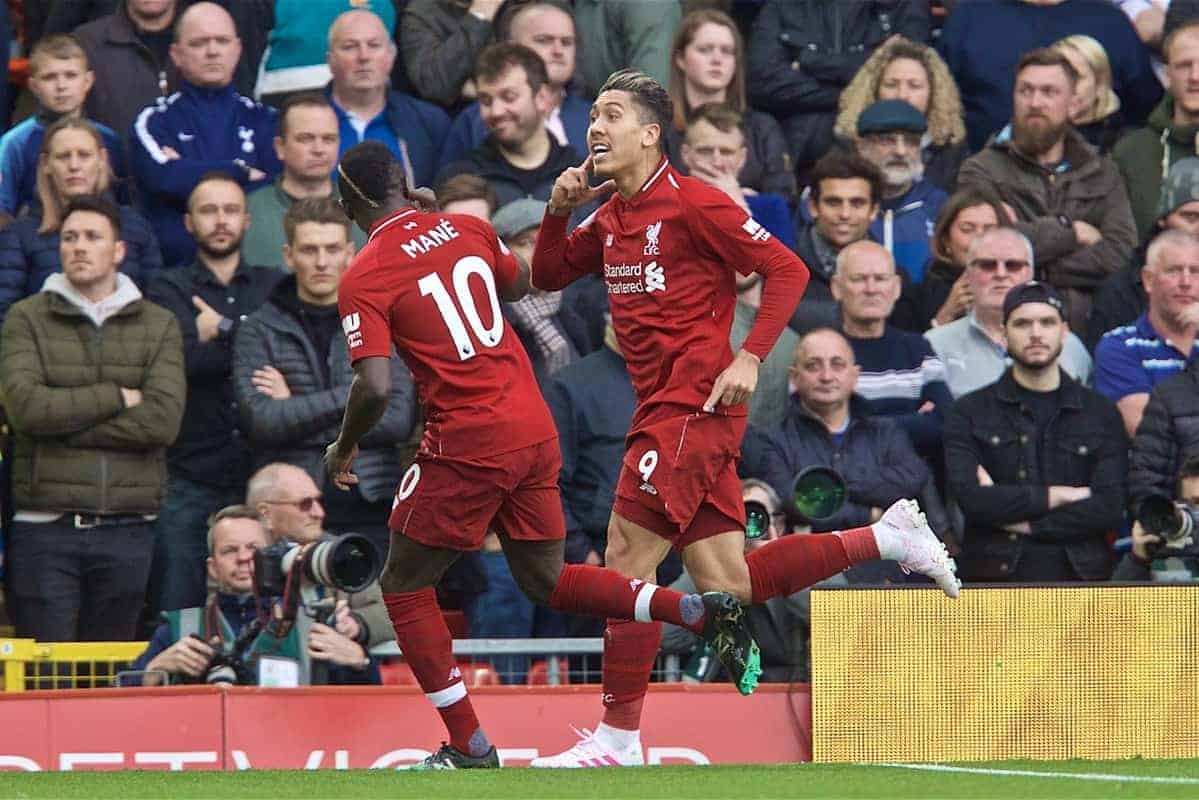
[
  {"xmin": 1115, "ymin": 458, "xmax": 1199, "ymax": 582},
  {"xmin": 247, "ymin": 462, "xmax": 395, "ymax": 649},
  {"xmin": 130, "ymin": 505, "xmax": 378, "ymax": 686},
  {"xmin": 660, "ymin": 479, "xmax": 847, "ymax": 683}
]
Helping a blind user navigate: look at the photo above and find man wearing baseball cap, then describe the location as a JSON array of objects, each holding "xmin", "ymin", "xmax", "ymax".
[
  {"xmin": 1087, "ymin": 157, "xmax": 1199, "ymax": 349},
  {"xmin": 943, "ymin": 281, "xmax": 1127, "ymax": 583},
  {"xmin": 854, "ymin": 99, "xmax": 947, "ymax": 284}
]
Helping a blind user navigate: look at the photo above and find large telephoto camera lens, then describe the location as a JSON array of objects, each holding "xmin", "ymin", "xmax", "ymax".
[
  {"xmin": 301, "ymin": 533, "xmax": 382, "ymax": 592},
  {"xmin": 791, "ymin": 466, "xmax": 848, "ymax": 523}
]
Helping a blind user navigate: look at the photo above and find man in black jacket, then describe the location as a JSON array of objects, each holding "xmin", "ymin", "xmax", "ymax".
[
  {"xmin": 1129, "ymin": 353, "xmax": 1199, "ymax": 514},
  {"xmin": 146, "ymin": 173, "xmax": 280, "ymax": 614},
  {"xmin": 751, "ymin": 327, "xmax": 930, "ymax": 585},
  {"xmin": 232, "ymin": 197, "xmax": 417, "ymax": 557},
  {"xmin": 945, "ymin": 282, "xmax": 1127, "ymax": 582},
  {"xmin": 435, "ymin": 42, "xmax": 581, "ymax": 207}
]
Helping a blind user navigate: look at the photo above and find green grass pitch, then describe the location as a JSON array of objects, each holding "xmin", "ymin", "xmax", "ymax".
[{"xmin": 3, "ymin": 760, "xmax": 1199, "ymax": 799}]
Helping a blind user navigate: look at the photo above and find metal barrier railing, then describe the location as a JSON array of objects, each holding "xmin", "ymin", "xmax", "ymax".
[{"xmin": 0, "ymin": 637, "xmax": 684, "ymax": 691}]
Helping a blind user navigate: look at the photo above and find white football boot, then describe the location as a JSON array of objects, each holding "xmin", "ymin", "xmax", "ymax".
[
  {"xmin": 529, "ymin": 725, "xmax": 645, "ymax": 768},
  {"xmin": 873, "ymin": 498, "xmax": 962, "ymax": 598}
]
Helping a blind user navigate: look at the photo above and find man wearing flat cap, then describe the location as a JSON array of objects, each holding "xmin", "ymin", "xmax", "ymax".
[
  {"xmin": 855, "ymin": 99, "xmax": 947, "ymax": 285},
  {"xmin": 942, "ymin": 280, "xmax": 1127, "ymax": 583},
  {"xmin": 957, "ymin": 47, "xmax": 1136, "ymax": 335}
]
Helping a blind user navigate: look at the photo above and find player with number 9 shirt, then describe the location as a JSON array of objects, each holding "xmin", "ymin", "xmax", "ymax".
[
  {"xmin": 528, "ymin": 70, "xmax": 962, "ymax": 768},
  {"xmin": 323, "ymin": 141, "xmax": 762, "ymax": 770}
]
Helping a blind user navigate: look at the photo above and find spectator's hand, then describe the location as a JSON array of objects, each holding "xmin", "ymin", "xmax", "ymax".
[
  {"xmin": 584, "ymin": 549, "xmax": 602, "ymax": 566},
  {"xmin": 333, "ymin": 598, "xmax": 362, "ymax": 642},
  {"xmin": 460, "ymin": 78, "xmax": 477, "ymax": 100},
  {"xmin": 918, "ymin": 400, "xmax": 935, "ymax": 414},
  {"xmin": 252, "ymin": 365, "xmax": 292, "ymax": 399},
  {"xmin": 1048, "ymin": 485, "xmax": 1092, "ymax": 508},
  {"xmin": 324, "ymin": 440, "xmax": 360, "ymax": 490},
  {"xmin": 120, "ymin": 387, "xmax": 143, "ymax": 408},
  {"xmin": 192, "ymin": 296, "xmax": 224, "ymax": 343},
  {"xmin": 689, "ymin": 162, "xmax": 749, "ymax": 212},
  {"xmin": 976, "ymin": 465, "xmax": 994, "ymax": 486},
  {"xmin": 935, "ymin": 273, "xmax": 972, "ymax": 326},
  {"xmin": 307, "ymin": 623, "xmax": 368, "ymax": 668},
  {"xmin": 1131, "ymin": 521, "xmax": 1163, "ymax": 561},
  {"xmin": 1134, "ymin": 6, "xmax": 1166, "ymax": 47},
  {"xmin": 147, "ymin": 635, "xmax": 217, "ymax": 679},
  {"xmin": 162, "ymin": 146, "xmax": 181, "ymax": 161},
  {"xmin": 1072, "ymin": 220, "xmax": 1103, "ymax": 247},
  {"xmin": 869, "ymin": 507, "xmax": 883, "ymax": 523},
  {"xmin": 1178, "ymin": 301, "xmax": 1199, "ymax": 330},
  {"xmin": 468, "ymin": 0, "xmax": 504, "ymax": 21},
  {"xmin": 1002, "ymin": 521, "xmax": 1031, "ymax": 535},
  {"xmin": 409, "ymin": 186, "xmax": 438, "ymax": 212},
  {"xmin": 548, "ymin": 155, "xmax": 617, "ymax": 217},
  {"xmin": 704, "ymin": 349, "xmax": 760, "ymax": 412}
]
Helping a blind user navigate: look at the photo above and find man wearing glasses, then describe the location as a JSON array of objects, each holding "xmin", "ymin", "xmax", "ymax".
[{"xmin": 925, "ymin": 227, "xmax": 1092, "ymax": 399}]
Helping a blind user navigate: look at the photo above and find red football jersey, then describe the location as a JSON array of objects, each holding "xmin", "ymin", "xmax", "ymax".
[
  {"xmin": 338, "ymin": 208, "xmax": 556, "ymax": 458},
  {"xmin": 533, "ymin": 159, "xmax": 809, "ymax": 433}
]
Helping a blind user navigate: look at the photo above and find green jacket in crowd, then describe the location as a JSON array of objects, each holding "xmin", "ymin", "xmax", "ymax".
[
  {"xmin": 1112, "ymin": 94, "xmax": 1199, "ymax": 242},
  {"xmin": 0, "ymin": 274, "xmax": 185, "ymax": 514}
]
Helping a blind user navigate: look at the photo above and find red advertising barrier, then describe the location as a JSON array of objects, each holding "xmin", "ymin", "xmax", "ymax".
[{"xmin": 0, "ymin": 684, "xmax": 812, "ymax": 770}]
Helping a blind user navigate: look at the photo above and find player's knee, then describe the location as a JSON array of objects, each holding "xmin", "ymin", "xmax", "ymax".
[
  {"xmin": 511, "ymin": 560, "xmax": 561, "ymax": 606},
  {"xmin": 380, "ymin": 557, "xmax": 434, "ymax": 594}
]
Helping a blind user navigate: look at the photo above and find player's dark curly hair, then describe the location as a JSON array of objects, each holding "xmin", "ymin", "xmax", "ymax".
[{"xmin": 337, "ymin": 140, "xmax": 408, "ymax": 212}]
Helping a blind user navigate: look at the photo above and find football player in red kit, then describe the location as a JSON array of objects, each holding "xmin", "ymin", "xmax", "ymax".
[
  {"xmin": 323, "ymin": 141, "xmax": 761, "ymax": 770},
  {"xmin": 529, "ymin": 70, "xmax": 961, "ymax": 768}
]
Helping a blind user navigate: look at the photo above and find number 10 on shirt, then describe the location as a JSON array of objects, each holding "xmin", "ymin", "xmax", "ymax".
[{"xmin": 418, "ymin": 256, "xmax": 506, "ymax": 361}]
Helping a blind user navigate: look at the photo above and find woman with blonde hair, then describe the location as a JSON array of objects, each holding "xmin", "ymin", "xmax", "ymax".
[
  {"xmin": 1052, "ymin": 34, "xmax": 1125, "ymax": 153},
  {"xmin": 666, "ymin": 8, "xmax": 794, "ymax": 200},
  {"xmin": 835, "ymin": 36, "xmax": 967, "ymax": 191},
  {"xmin": 0, "ymin": 117, "xmax": 160, "ymax": 326}
]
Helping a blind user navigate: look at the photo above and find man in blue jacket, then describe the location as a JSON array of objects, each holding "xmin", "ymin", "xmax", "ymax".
[
  {"xmin": 751, "ymin": 327, "xmax": 930, "ymax": 585},
  {"xmin": 855, "ymin": 100, "xmax": 946, "ymax": 285},
  {"xmin": 326, "ymin": 9, "xmax": 449, "ymax": 190},
  {"xmin": 130, "ymin": 2, "xmax": 281, "ymax": 268}
]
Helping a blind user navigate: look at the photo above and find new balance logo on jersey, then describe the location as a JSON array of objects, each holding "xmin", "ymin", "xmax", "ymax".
[
  {"xmin": 741, "ymin": 218, "xmax": 771, "ymax": 242},
  {"xmin": 645, "ymin": 261, "xmax": 666, "ymax": 293},
  {"xmin": 341, "ymin": 312, "xmax": 363, "ymax": 349},
  {"xmin": 605, "ymin": 233, "xmax": 614, "ymax": 247},
  {"xmin": 401, "ymin": 219, "xmax": 461, "ymax": 259},
  {"xmin": 644, "ymin": 220, "xmax": 662, "ymax": 255}
]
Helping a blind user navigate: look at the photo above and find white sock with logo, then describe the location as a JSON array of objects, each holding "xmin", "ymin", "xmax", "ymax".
[{"xmin": 595, "ymin": 721, "xmax": 640, "ymax": 751}]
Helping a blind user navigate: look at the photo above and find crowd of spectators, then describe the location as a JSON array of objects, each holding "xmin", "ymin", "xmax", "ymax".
[{"xmin": 2, "ymin": 0, "xmax": 1199, "ymax": 687}]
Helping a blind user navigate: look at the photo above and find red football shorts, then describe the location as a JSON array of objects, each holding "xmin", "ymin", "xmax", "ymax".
[
  {"xmin": 387, "ymin": 437, "xmax": 566, "ymax": 551},
  {"xmin": 613, "ymin": 411, "xmax": 747, "ymax": 549}
]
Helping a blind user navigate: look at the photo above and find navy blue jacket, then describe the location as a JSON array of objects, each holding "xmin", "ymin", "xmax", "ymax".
[
  {"xmin": 545, "ymin": 345, "xmax": 635, "ymax": 563},
  {"xmin": 0, "ymin": 113, "xmax": 128, "ymax": 216},
  {"xmin": 0, "ymin": 205, "xmax": 162, "ymax": 330},
  {"xmin": 130, "ymin": 80, "xmax": 281, "ymax": 268},
  {"xmin": 939, "ymin": 0, "xmax": 1162, "ymax": 151},
  {"xmin": 868, "ymin": 180, "xmax": 946, "ymax": 285},
  {"xmin": 439, "ymin": 89, "xmax": 591, "ymax": 172},
  {"xmin": 753, "ymin": 395, "xmax": 929, "ymax": 584},
  {"xmin": 329, "ymin": 86, "xmax": 451, "ymax": 190}
]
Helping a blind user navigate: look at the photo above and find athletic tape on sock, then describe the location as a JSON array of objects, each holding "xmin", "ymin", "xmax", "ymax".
[
  {"xmin": 426, "ymin": 681, "xmax": 467, "ymax": 708},
  {"xmin": 633, "ymin": 583, "xmax": 658, "ymax": 622}
]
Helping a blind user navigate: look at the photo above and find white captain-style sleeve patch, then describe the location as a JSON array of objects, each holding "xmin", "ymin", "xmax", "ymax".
[{"xmin": 741, "ymin": 217, "xmax": 771, "ymax": 242}]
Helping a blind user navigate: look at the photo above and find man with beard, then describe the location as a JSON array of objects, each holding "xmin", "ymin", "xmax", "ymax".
[
  {"xmin": 146, "ymin": 172, "xmax": 282, "ymax": 614},
  {"xmin": 436, "ymin": 43, "xmax": 581, "ymax": 207},
  {"xmin": 958, "ymin": 48, "xmax": 1136, "ymax": 335},
  {"xmin": 854, "ymin": 100, "xmax": 946, "ymax": 285},
  {"xmin": 943, "ymin": 281, "xmax": 1126, "ymax": 583}
]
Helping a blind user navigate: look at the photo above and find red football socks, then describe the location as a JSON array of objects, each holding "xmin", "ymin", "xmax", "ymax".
[
  {"xmin": 746, "ymin": 527, "xmax": 879, "ymax": 604},
  {"xmin": 599, "ymin": 619, "xmax": 663, "ymax": 731},
  {"xmin": 383, "ymin": 589, "xmax": 489, "ymax": 757},
  {"xmin": 548, "ymin": 564, "xmax": 706, "ymax": 633}
]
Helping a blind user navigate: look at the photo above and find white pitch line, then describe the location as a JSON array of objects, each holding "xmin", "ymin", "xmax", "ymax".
[{"xmin": 871, "ymin": 762, "xmax": 1199, "ymax": 786}]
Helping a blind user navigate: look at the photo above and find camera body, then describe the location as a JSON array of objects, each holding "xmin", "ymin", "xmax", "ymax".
[{"xmin": 1136, "ymin": 495, "xmax": 1199, "ymax": 558}]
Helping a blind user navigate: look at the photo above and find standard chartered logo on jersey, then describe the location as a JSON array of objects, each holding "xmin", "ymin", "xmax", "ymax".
[{"xmin": 603, "ymin": 221, "xmax": 668, "ymax": 295}]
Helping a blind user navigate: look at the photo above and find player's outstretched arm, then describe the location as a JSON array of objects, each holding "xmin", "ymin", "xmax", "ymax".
[{"xmin": 325, "ymin": 356, "xmax": 392, "ymax": 490}]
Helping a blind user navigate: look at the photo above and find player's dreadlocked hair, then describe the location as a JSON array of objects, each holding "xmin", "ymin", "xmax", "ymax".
[
  {"xmin": 337, "ymin": 140, "xmax": 408, "ymax": 213},
  {"xmin": 597, "ymin": 69, "xmax": 674, "ymax": 153}
]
